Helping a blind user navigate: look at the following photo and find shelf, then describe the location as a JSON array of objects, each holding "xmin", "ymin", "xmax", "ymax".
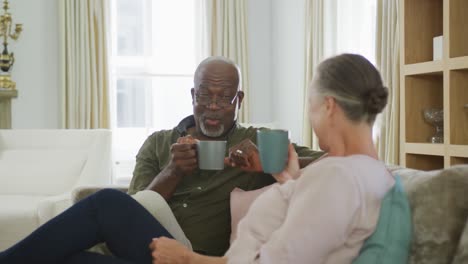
[
  {"xmin": 405, "ymin": 143, "xmax": 445, "ymax": 156},
  {"xmin": 451, "ymin": 157, "xmax": 468, "ymax": 166},
  {"xmin": 448, "ymin": 56, "xmax": 468, "ymax": 70},
  {"xmin": 448, "ymin": 145, "xmax": 468, "ymax": 158},
  {"xmin": 404, "ymin": 0, "xmax": 443, "ymax": 64},
  {"xmin": 449, "ymin": 0, "xmax": 468, "ymax": 58},
  {"xmin": 403, "ymin": 61, "xmax": 443, "ymax": 76},
  {"xmin": 405, "ymin": 74, "xmax": 444, "ymax": 143},
  {"xmin": 449, "ymin": 70, "xmax": 468, "ymax": 145},
  {"xmin": 406, "ymin": 153, "xmax": 444, "ymax": 171}
]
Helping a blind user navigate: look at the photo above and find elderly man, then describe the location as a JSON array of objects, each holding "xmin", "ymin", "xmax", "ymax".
[{"xmin": 128, "ymin": 56, "xmax": 322, "ymax": 256}]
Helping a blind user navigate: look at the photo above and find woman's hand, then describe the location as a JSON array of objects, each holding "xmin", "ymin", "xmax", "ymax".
[
  {"xmin": 272, "ymin": 144, "xmax": 300, "ymax": 184},
  {"xmin": 150, "ymin": 237, "xmax": 193, "ymax": 264}
]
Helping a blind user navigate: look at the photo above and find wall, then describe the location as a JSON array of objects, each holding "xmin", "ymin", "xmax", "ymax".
[
  {"xmin": 246, "ymin": 0, "xmax": 273, "ymax": 124},
  {"xmin": 271, "ymin": 0, "xmax": 307, "ymax": 144},
  {"xmin": 9, "ymin": 0, "xmax": 60, "ymax": 128}
]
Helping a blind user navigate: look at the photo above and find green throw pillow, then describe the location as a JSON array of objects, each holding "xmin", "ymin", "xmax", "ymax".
[{"xmin": 353, "ymin": 175, "xmax": 412, "ymax": 264}]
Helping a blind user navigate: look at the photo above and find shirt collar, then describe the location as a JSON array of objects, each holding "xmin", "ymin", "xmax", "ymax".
[{"xmin": 176, "ymin": 115, "xmax": 196, "ymax": 136}]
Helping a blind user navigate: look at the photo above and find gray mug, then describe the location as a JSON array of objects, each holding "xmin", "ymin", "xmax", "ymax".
[
  {"xmin": 257, "ymin": 129, "xmax": 289, "ymax": 174},
  {"xmin": 197, "ymin": 140, "xmax": 227, "ymax": 170}
]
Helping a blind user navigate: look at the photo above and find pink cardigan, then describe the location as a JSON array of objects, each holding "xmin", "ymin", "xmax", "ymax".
[{"xmin": 225, "ymin": 155, "xmax": 394, "ymax": 264}]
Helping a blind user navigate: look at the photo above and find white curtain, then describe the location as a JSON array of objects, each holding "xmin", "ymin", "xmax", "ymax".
[
  {"xmin": 59, "ymin": 0, "xmax": 111, "ymax": 129},
  {"xmin": 375, "ymin": 0, "xmax": 400, "ymax": 164},
  {"xmin": 304, "ymin": 0, "xmax": 378, "ymax": 149},
  {"xmin": 302, "ymin": 0, "xmax": 325, "ymax": 149},
  {"xmin": 322, "ymin": 0, "xmax": 377, "ymax": 64},
  {"xmin": 199, "ymin": 0, "xmax": 250, "ymax": 123}
]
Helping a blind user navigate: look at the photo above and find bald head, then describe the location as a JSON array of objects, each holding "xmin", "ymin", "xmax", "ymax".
[{"xmin": 194, "ymin": 56, "xmax": 242, "ymax": 91}]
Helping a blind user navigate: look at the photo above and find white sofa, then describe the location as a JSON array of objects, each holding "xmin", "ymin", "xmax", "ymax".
[{"xmin": 0, "ymin": 129, "xmax": 112, "ymax": 250}]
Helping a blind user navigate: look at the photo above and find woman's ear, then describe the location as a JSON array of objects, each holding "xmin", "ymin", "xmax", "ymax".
[{"xmin": 324, "ymin": 96, "xmax": 337, "ymax": 117}]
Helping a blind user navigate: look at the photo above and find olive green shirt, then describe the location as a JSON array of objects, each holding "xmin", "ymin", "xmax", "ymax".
[{"xmin": 128, "ymin": 115, "xmax": 323, "ymax": 256}]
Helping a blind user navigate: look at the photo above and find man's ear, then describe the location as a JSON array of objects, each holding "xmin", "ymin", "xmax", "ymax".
[
  {"xmin": 191, "ymin": 88, "xmax": 195, "ymax": 105},
  {"xmin": 237, "ymin": 91, "xmax": 245, "ymax": 109}
]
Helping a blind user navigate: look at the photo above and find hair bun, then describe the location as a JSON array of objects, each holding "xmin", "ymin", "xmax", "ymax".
[{"xmin": 365, "ymin": 86, "xmax": 388, "ymax": 114}]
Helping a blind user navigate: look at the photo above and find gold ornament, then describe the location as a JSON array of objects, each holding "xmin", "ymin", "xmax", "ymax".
[{"xmin": 0, "ymin": 0, "xmax": 22, "ymax": 90}]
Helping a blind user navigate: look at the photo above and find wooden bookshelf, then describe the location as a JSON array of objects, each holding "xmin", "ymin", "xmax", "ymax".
[
  {"xmin": 404, "ymin": 143, "xmax": 445, "ymax": 156},
  {"xmin": 400, "ymin": 0, "xmax": 468, "ymax": 170},
  {"xmin": 451, "ymin": 157, "xmax": 468, "ymax": 166}
]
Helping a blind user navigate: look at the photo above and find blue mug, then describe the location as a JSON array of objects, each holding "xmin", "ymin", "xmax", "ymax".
[{"xmin": 257, "ymin": 129, "xmax": 289, "ymax": 174}]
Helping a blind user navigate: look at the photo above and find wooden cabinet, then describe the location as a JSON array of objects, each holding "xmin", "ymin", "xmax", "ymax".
[{"xmin": 400, "ymin": 0, "xmax": 468, "ymax": 170}]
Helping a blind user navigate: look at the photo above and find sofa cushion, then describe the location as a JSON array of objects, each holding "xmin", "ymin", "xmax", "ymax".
[
  {"xmin": 230, "ymin": 185, "xmax": 272, "ymax": 243},
  {"xmin": 352, "ymin": 175, "xmax": 412, "ymax": 263},
  {"xmin": 0, "ymin": 149, "xmax": 88, "ymax": 195},
  {"xmin": 392, "ymin": 165, "xmax": 468, "ymax": 264},
  {"xmin": 453, "ymin": 217, "xmax": 468, "ymax": 264},
  {"xmin": 0, "ymin": 129, "xmax": 112, "ymax": 196},
  {"xmin": 0, "ymin": 194, "xmax": 48, "ymax": 250}
]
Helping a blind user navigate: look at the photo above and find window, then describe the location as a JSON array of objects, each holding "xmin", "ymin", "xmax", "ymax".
[
  {"xmin": 324, "ymin": 0, "xmax": 377, "ymax": 63},
  {"xmin": 110, "ymin": 0, "xmax": 199, "ymax": 184},
  {"xmin": 323, "ymin": 0, "xmax": 379, "ymax": 141}
]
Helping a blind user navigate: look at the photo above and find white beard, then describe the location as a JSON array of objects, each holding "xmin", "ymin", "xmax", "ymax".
[{"xmin": 198, "ymin": 117, "xmax": 225, "ymax": 137}]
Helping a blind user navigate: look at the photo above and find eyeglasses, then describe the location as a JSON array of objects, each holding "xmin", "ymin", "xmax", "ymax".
[{"xmin": 195, "ymin": 92, "xmax": 239, "ymax": 108}]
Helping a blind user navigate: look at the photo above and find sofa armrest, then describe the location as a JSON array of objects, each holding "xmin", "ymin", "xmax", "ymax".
[
  {"xmin": 37, "ymin": 192, "xmax": 74, "ymax": 224},
  {"xmin": 72, "ymin": 186, "xmax": 129, "ymax": 204}
]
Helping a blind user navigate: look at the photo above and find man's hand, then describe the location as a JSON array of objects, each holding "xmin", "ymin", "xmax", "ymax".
[
  {"xmin": 144, "ymin": 136, "xmax": 199, "ymax": 199},
  {"xmin": 167, "ymin": 136, "xmax": 199, "ymax": 177},
  {"xmin": 177, "ymin": 135, "xmax": 198, "ymax": 144},
  {"xmin": 224, "ymin": 139, "xmax": 263, "ymax": 172},
  {"xmin": 150, "ymin": 237, "xmax": 193, "ymax": 264}
]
